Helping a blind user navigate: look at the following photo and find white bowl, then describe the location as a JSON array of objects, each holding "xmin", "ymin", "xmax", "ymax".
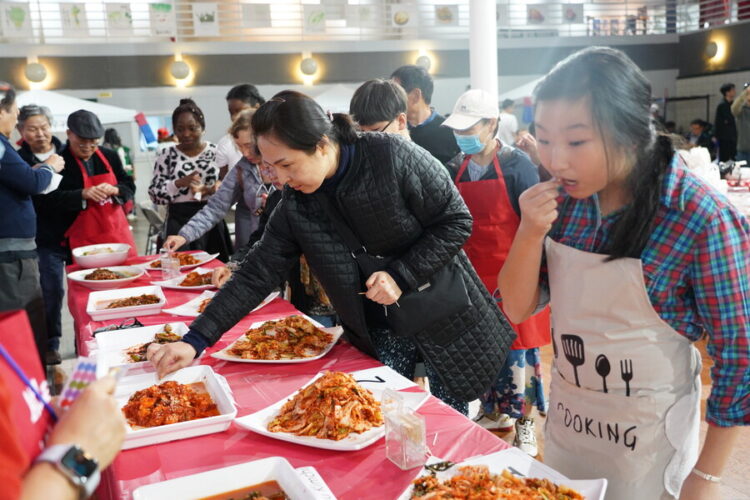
[
  {"xmin": 72, "ymin": 243, "xmax": 131, "ymax": 268},
  {"xmin": 67, "ymin": 266, "xmax": 145, "ymax": 291}
]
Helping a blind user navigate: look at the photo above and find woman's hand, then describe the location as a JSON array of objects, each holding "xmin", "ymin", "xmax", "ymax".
[
  {"xmin": 365, "ymin": 271, "xmax": 402, "ymax": 306},
  {"xmin": 517, "ymin": 179, "xmax": 561, "ymax": 240},
  {"xmin": 47, "ymin": 376, "xmax": 126, "ymax": 468},
  {"xmin": 679, "ymin": 473, "xmax": 721, "ymax": 500},
  {"xmin": 212, "ymin": 266, "xmax": 232, "ymax": 288},
  {"xmin": 163, "ymin": 235, "xmax": 187, "ymax": 252},
  {"xmin": 175, "ymin": 171, "xmax": 201, "ymax": 188},
  {"xmin": 146, "ymin": 342, "xmax": 196, "ymax": 379}
]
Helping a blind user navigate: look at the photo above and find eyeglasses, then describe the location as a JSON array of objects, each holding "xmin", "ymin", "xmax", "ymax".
[{"xmin": 379, "ymin": 119, "xmax": 395, "ymax": 133}]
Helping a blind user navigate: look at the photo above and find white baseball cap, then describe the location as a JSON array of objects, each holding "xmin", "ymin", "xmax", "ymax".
[{"xmin": 443, "ymin": 88, "xmax": 500, "ymax": 131}]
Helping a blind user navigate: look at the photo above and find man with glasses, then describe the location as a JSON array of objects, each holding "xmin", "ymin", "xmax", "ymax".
[
  {"xmin": 33, "ymin": 110, "xmax": 135, "ymax": 364},
  {"xmin": 349, "ymin": 79, "xmax": 410, "ymax": 140}
]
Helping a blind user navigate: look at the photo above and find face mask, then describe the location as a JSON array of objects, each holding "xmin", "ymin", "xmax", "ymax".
[{"xmin": 454, "ymin": 133, "xmax": 484, "ymax": 155}]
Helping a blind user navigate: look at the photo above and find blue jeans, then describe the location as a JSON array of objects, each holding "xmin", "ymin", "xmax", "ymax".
[
  {"xmin": 308, "ymin": 314, "xmax": 337, "ymax": 328},
  {"xmin": 736, "ymin": 151, "xmax": 750, "ymax": 165},
  {"xmin": 37, "ymin": 246, "xmax": 67, "ymax": 351}
]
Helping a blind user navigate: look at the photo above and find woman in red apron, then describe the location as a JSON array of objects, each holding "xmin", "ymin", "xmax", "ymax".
[
  {"xmin": 444, "ymin": 89, "xmax": 551, "ymax": 456},
  {"xmin": 499, "ymin": 47, "xmax": 748, "ymax": 500}
]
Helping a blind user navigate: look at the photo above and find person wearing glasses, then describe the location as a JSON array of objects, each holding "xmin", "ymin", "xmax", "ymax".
[
  {"xmin": 162, "ymin": 109, "xmax": 274, "ymax": 253},
  {"xmin": 349, "ymin": 79, "xmax": 410, "ymax": 139},
  {"xmin": 33, "ymin": 109, "xmax": 135, "ymax": 365}
]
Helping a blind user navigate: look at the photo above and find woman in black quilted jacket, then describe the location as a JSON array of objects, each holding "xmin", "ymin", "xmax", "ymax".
[{"xmin": 148, "ymin": 91, "xmax": 515, "ymax": 413}]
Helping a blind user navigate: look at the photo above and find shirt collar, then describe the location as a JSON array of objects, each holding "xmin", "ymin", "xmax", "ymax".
[
  {"xmin": 408, "ymin": 109, "xmax": 438, "ymax": 130},
  {"xmin": 660, "ymin": 154, "xmax": 687, "ymax": 211}
]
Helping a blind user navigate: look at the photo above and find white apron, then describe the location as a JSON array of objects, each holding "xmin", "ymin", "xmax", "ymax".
[{"xmin": 543, "ymin": 238, "xmax": 702, "ymax": 500}]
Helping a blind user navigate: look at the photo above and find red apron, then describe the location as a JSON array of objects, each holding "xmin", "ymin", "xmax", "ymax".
[
  {"xmin": 64, "ymin": 148, "xmax": 137, "ymax": 256},
  {"xmin": 454, "ymin": 153, "xmax": 550, "ymax": 349},
  {"xmin": 0, "ymin": 311, "xmax": 52, "ymax": 465}
]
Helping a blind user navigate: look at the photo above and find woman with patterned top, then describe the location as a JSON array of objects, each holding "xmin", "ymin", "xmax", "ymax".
[
  {"xmin": 499, "ymin": 47, "xmax": 748, "ymax": 500},
  {"xmin": 148, "ymin": 99, "xmax": 232, "ymax": 260}
]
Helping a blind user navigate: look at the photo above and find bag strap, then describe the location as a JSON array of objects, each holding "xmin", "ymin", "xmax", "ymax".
[{"xmin": 315, "ymin": 193, "xmax": 378, "ymax": 276}]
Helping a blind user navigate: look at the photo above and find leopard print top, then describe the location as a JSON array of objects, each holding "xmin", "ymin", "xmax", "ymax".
[{"xmin": 148, "ymin": 143, "xmax": 218, "ymax": 205}]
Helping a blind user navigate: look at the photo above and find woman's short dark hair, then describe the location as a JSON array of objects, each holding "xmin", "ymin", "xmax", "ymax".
[
  {"xmin": 391, "ymin": 65, "xmax": 434, "ymax": 104},
  {"xmin": 226, "ymin": 84, "xmax": 266, "ymax": 107},
  {"xmin": 172, "ymin": 98, "xmax": 205, "ymax": 130},
  {"xmin": 0, "ymin": 82, "xmax": 16, "ymax": 113},
  {"xmin": 251, "ymin": 90, "xmax": 358, "ymax": 154},
  {"xmin": 534, "ymin": 46, "xmax": 674, "ymax": 261},
  {"xmin": 720, "ymin": 83, "xmax": 735, "ymax": 96},
  {"xmin": 349, "ymin": 79, "xmax": 407, "ymax": 126},
  {"xmin": 104, "ymin": 128, "xmax": 121, "ymax": 147}
]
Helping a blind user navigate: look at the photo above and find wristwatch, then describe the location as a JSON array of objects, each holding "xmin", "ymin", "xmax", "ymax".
[{"xmin": 35, "ymin": 444, "xmax": 100, "ymax": 499}]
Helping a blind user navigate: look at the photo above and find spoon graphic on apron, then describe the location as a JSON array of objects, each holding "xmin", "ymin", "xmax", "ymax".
[
  {"xmin": 595, "ymin": 354, "xmax": 610, "ymax": 393},
  {"xmin": 561, "ymin": 334, "xmax": 585, "ymax": 387}
]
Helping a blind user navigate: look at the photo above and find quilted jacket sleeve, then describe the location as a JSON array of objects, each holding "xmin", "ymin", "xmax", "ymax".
[
  {"xmin": 189, "ymin": 195, "xmax": 302, "ymax": 345},
  {"xmin": 387, "ymin": 139, "xmax": 473, "ymax": 289}
]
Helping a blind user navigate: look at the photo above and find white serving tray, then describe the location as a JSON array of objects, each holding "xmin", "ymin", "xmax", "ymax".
[
  {"xmin": 210, "ymin": 315, "xmax": 343, "ymax": 364},
  {"xmin": 72, "ymin": 243, "xmax": 130, "ymax": 268},
  {"xmin": 95, "ymin": 322, "xmax": 190, "ymax": 377},
  {"xmin": 86, "ymin": 286, "xmax": 167, "ymax": 321},
  {"xmin": 233, "ymin": 367, "xmax": 429, "ymax": 451},
  {"xmin": 67, "ymin": 266, "xmax": 145, "ymax": 291},
  {"xmin": 163, "ymin": 291, "xmax": 280, "ymax": 317},
  {"xmin": 397, "ymin": 447, "xmax": 607, "ymax": 500},
  {"xmin": 117, "ymin": 365, "xmax": 237, "ymax": 450},
  {"xmin": 150, "ymin": 267, "xmax": 217, "ymax": 291},
  {"xmin": 132, "ymin": 457, "xmax": 336, "ymax": 500},
  {"xmin": 137, "ymin": 251, "xmax": 219, "ymax": 272}
]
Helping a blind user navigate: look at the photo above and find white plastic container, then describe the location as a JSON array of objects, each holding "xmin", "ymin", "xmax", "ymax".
[
  {"xmin": 72, "ymin": 243, "xmax": 130, "ymax": 268},
  {"xmin": 116, "ymin": 365, "xmax": 237, "ymax": 450},
  {"xmin": 95, "ymin": 322, "xmax": 190, "ymax": 377},
  {"xmin": 67, "ymin": 266, "xmax": 145, "ymax": 291},
  {"xmin": 86, "ymin": 285, "xmax": 167, "ymax": 321},
  {"xmin": 131, "ymin": 457, "xmax": 335, "ymax": 500}
]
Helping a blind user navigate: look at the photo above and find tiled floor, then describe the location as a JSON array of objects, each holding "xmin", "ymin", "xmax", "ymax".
[{"xmin": 489, "ymin": 342, "xmax": 750, "ymax": 499}]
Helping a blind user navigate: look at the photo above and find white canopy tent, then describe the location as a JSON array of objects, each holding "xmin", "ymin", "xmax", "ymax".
[{"xmin": 16, "ymin": 89, "xmax": 138, "ymax": 133}]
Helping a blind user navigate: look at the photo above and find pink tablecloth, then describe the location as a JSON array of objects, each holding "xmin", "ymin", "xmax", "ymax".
[{"xmin": 66, "ymin": 255, "xmax": 509, "ymax": 500}]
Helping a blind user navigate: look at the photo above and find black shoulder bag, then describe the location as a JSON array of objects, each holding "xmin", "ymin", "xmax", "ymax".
[{"xmin": 316, "ymin": 194, "xmax": 472, "ymax": 338}]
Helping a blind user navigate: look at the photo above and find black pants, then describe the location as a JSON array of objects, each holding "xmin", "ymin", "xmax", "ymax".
[
  {"xmin": 165, "ymin": 202, "xmax": 233, "ymax": 262},
  {"xmin": 719, "ymin": 139, "xmax": 737, "ymax": 162},
  {"xmin": 0, "ymin": 257, "xmax": 47, "ymax": 365}
]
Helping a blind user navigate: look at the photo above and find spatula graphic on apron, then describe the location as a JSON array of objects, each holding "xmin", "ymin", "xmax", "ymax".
[{"xmin": 561, "ymin": 334, "xmax": 585, "ymax": 387}]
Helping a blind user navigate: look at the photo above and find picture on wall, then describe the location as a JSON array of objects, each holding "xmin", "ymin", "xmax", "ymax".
[
  {"xmin": 242, "ymin": 3, "xmax": 271, "ymax": 29},
  {"xmin": 60, "ymin": 3, "xmax": 89, "ymax": 36},
  {"xmin": 389, "ymin": 3, "xmax": 418, "ymax": 28},
  {"xmin": 345, "ymin": 4, "xmax": 380, "ymax": 29},
  {"xmin": 496, "ymin": 3, "xmax": 510, "ymax": 25},
  {"xmin": 434, "ymin": 4, "xmax": 459, "ymax": 26},
  {"xmin": 303, "ymin": 5, "xmax": 326, "ymax": 33},
  {"xmin": 1, "ymin": 2, "xmax": 33, "ymax": 38},
  {"xmin": 561, "ymin": 4, "xmax": 583, "ymax": 24},
  {"xmin": 192, "ymin": 2, "xmax": 220, "ymax": 36},
  {"xmin": 106, "ymin": 3, "xmax": 133, "ymax": 35},
  {"xmin": 526, "ymin": 4, "xmax": 551, "ymax": 24},
  {"xmin": 149, "ymin": 2, "xmax": 175, "ymax": 36}
]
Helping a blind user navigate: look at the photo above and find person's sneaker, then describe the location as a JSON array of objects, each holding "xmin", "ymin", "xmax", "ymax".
[
  {"xmin": 513, "ymin": 417, "xmax": 538, "ymax": 457},
  {"xmin": 45, "ymin": 350, "xmax": 62, "ymax": 365},
  {"xmin": 473, "ymin": 411, "xmax": 516, "ymax": 431}
]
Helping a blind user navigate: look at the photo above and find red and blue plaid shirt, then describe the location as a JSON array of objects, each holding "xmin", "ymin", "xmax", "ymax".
[{"xmin": 543, "ymin": 158, "xmax": 750, "ymax": 427}]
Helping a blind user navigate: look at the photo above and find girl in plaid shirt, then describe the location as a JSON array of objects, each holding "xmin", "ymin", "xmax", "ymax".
[{"xmin": 499, "ymin": 47, "xmax": 748, "ymax": 500}]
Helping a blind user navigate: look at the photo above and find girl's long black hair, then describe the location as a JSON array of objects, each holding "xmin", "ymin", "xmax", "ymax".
[{"xmin": 534, "ymin": 46, "xmax": 674, "ymax": 260}]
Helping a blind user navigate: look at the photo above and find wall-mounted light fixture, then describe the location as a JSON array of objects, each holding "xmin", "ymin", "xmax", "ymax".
[
  {"xmin": 706, "ymin": 38, "xmax": 726, "ymax": 63},
  {"xmin": 25, "ymin": 62, "xmax": 47, "ymax": 83},
  {"xmin": 296, "ymin": 52, "xmax": 321, "ymax": 86},
  {"xmin": 414, "ymin": 49, "xmax": 438, "ymax": 74},
  {"xmin": 169, "ymin": 53, "xmax": 194, "ymax": 88},
  {"xmin": 415, "ymin": 55, "xmax": 431, "ymax": 71}
]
